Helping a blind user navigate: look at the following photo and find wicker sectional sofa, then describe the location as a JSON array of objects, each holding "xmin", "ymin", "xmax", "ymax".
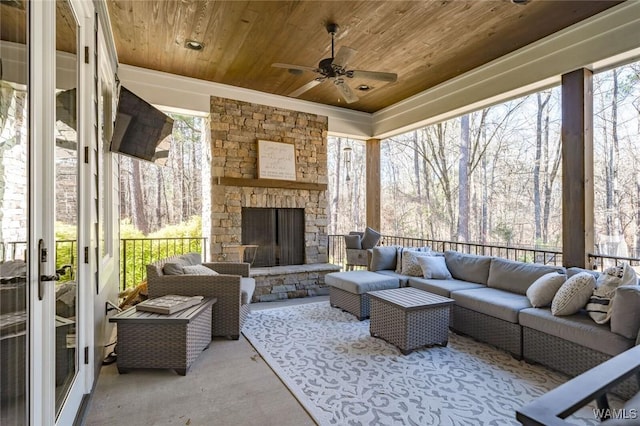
[
  {"xmin": 367, "ymin": 247, "xmax": 640, "ymax": 396},
  {"xmin": 146, "ymin": 254, "xmax": 255, "ymax": 339}
]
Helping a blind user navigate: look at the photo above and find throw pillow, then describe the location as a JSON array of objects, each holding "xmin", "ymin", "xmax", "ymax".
[
  {"xmin": 369, "ymin": 246, "xmax": 398, "ymax": 271},
  {"xmin": 360, "ymin": 227, "xmax": 382, "ymax": 250},
  {"xmin": 163, "ymin": 262, "xmax": 187, "ymax": 275},
  {"xmin": 182, "ymin": 264, "xmax": 219, "ymax": 275},
  {"xmin": 395, "ymin": 246, "xmax": 431, "ymax": 273},
  {"xmin": 586, "ymin": 263, "xmax": 638, "ymax": 324},
  {"xmin": 344, "ymin": 234, "xmax": 362, "ymax": 249},
  {"xmin": 526, "ymin": 272, "xmax": 566, "ymax": 307},
  {"xmin": 401, "ymin": 250, "xmax": 433, "ymax": 277},
  {"xmin": 551, "ymin": 272, "xmax": 596, "ymax": 316},
  {"xmin": 610, "ymin": 285, "xmax": 640, "ymax": 340},
  {"xmin": 416, "ymin": 255, "xmax": 452, "ymax": 279}
]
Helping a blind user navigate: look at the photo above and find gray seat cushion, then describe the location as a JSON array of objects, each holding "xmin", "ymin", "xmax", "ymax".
[
  {"xmin": 375, "ymin": 270, "xmax": 411, "ymax": 287},
  {"xmin": 241, "ymin": 277, "xmax": 256, "ymax": 305},
  {"xmin": 519, "ymin": 308, "xmax": 634, "ymax": 356},
  {"xmin": 325, "ymin": 271, "xmax": 399, "ymax": 294},
  {"xmin": 487, "ymin": 257, "xmax": 565, "ymax": 295},
  {"xmin": 444, "ymin": 251, "xmax": 492, "ymax": 285},
  {"xmin": 452, "ymin": 287, "xmax": 532, "ymax": 323},
  {"xmin": 408, "ymin": 277, "xmax": 484, "ymax": 297}
]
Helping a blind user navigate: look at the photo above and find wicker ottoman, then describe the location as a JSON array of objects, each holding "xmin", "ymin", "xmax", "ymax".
[
  {"xmin": 369, "ymin": 287, "xmax": 454, "ymax": 354},
  {"xmin": 326, "ymin": 271, "xmax": 399, "ymax": 320},
  {"xmin": 110, "ymin": 298, "xmax": 216, "ymax": 375}
]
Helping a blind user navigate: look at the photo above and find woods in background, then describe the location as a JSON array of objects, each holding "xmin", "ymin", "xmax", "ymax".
[
  {"xmin": 119, "ymin": 114, "xmax": 205, "ymax": 235},
  {"xmin": 328, "ymin": 61, "xmax": 640, "ymax": 257}
]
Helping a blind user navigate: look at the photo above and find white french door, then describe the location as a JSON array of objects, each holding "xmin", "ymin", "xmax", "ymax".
[{"xmin": 0, "ymin": 1, "xmax": 90, "ymax": 424}]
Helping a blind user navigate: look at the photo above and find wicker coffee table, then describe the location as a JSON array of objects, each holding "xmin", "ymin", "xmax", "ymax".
[
  {"xmin": 110, "ymin": 297, "xmax": 216, "ymax": 375},
  {"xmin": 369, "ymin": 287, "xmax": 454, "ymax": 355}
]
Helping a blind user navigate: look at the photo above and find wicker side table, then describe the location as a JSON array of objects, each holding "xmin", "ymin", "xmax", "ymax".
[
  {"xmin": 110, "ymin": 297, "xmax": 216, "ymax": 375},
  {"xmin": 369, "ymin": 288, "xmax": 453, "ymax": 355}
]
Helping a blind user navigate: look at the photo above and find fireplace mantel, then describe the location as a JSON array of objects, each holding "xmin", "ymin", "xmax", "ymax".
[{"xmin": 215, "ymin": 177, "xmax": 327, "ymax": 191}]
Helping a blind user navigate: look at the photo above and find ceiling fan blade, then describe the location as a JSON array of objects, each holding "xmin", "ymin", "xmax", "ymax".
[
  {"xmin": 332, "ymin": 46, "xmax": 357, "ymax": 69},
  {"xmin": 333, "ymin": 79, "xmax": 359, "ymax": 104},
  {"xmin": 350, "ymin": 70, "xmax": 398, "ymax": 82},
  {"xmin": 272, "ymin": 63, "xmax": 318, "ymax": 73},
  {"xmin": 289, "ymin": 79, "xmax": 323, "ymax": 98}
]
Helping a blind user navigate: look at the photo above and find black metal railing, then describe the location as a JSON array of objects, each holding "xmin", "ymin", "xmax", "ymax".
[
  {"xmin": 328, "ymin": 234, "xmax": 563, "ymax": 268},
  {"xmin": 120, "ymin": 237, "xmax": 208, "ymax": 291},
  {"xmin": 0, "ymin": 241, "xmax": 27, "ymax": 261},
  {"xmin": 588, "ymin": 253, "xmax": 640, "ymax": 272}
]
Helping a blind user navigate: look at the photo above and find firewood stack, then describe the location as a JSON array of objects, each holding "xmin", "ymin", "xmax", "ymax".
[{"xmin": 119, "ymin": 281, "xmax": 148, "ymax": 310}]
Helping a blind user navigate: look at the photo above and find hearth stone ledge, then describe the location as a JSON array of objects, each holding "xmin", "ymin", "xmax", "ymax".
[{"xmin": 249, "ymin": 263, "xmax": 341, "ymax": 303}]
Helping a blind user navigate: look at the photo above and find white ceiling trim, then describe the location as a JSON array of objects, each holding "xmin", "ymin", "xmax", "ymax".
[
  {"xmin": 372, "ymin": 1, "xmax": 640, "ymax": 139},
  {"xmin": 117, "ymin": 65, "xmax": 373, "ymax": 138}
]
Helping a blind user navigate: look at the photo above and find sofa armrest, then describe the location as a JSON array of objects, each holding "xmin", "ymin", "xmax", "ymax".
[
  {"xmin": 202, "ymin": 262, "xmax": 250, "ymax": 277},
  {"xmin": 516, "ymin": 345, "xmax": 640, "ymax": 425}
]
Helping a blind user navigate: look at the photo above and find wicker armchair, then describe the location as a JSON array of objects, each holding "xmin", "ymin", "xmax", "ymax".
[{"xmin": 146, "ymin": 257, "xmax": 254, "ymax": 340}]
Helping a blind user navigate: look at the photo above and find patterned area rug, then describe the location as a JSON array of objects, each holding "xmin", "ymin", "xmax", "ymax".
[{"xmin": 243, "ymin": 302, "xmax": 601, "ymax": 426}]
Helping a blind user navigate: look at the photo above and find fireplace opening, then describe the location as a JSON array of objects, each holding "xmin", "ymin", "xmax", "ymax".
[{"xmin": 241, "ymin": 207, "xmax": 305, "ymax": 267}]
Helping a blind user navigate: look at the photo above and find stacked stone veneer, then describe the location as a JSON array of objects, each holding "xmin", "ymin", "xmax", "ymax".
[{"xmin": 209, "ymin": 96, "xmax": 332, "ymax": 301}]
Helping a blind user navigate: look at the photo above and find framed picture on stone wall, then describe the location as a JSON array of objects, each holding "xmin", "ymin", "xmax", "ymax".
[{"xmin": 257, "ymin": 140, "xmax": 297, "ymax": 181}]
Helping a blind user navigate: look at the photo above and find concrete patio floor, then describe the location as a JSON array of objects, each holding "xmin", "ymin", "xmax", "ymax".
[{"xmin": 81, "ymin": 296, "xmax": 329, "ymax": 425}]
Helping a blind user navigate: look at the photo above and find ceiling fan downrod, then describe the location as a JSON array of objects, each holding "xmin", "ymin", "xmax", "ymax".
[{"xmin": 327, "ymin": 23, "xmax": 339, "ymax": 59}]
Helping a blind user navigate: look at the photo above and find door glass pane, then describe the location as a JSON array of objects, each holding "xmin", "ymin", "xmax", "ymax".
[
  {"xmin": 0, "ymin": 1, "xmax": 28, "ymax": 424},
  {"xmin": 54, "ymin": 0, "xmax": 78, "ymax": 415}
]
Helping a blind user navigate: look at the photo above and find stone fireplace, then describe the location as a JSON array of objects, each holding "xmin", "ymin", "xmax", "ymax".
[{"xmin": 208, "ymin": 96, "xmax": 338, "ymax": 301}]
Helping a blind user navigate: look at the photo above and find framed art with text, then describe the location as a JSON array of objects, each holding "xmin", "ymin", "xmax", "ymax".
[{"xmin": 257, "ymin": 140, "xmax": 297, "ymax": 181}]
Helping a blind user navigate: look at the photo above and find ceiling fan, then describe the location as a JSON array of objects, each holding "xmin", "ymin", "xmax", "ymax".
[{"xmin": 272, "ymin": 23, "xmax": 398, "ymax": 104}]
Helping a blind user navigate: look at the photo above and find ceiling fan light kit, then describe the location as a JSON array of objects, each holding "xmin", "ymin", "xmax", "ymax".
[{"xmin": 272, "ymin": 22, "xmax": 398, "ymax": 104}]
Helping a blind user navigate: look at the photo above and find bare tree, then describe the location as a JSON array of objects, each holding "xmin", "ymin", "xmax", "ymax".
[{"xmin": 457, "ymin": 115, "xmax": 470, "ymax": 241}]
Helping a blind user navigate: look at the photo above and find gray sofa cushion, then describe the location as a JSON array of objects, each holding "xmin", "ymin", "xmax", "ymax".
[
  {"xmin": 325, "ymin": 271, "xmax": 399, "ymax": 294},
  {"xmin": 519, "ymin": 308, "xmax": 634, "ymax": 356},
  {"xmin": 182, "ymin": 252, "xmax": 202, "ymax": 265},
  {"xmin": 610, "ymin": 285, "xmax": 640, "ymax": 340},
  {"xmin": 369, "ymin": 246, "xmax": 398, "ymax": 271},
  {"xmin": 240, "ymin": 277, "xmax": 256, "ymax": 305},
  {"xmin": 451, "ymin": 287, "xmax": 532, "ymax": 323},
  {"xmin": 408, "ymin": 277, "xmax": 484, "ymax": 298},
  {"xmin": 567, "ymin": 266, "xmax": 600, "ymax": 279},
  {"xmin": 444, "ymin": 251, "xmax": 492, "ymax": 285},
  {"xmin": 375, "ymin": 270, "xmax": 410, "ymax": 287},
  {"xmin": 487, "ymin": 257, "xmax": 565, "ymax": 295}
]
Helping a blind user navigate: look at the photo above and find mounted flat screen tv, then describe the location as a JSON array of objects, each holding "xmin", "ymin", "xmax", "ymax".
[{"xmin": 110, "ymin": 86, "xmax": 174, "ymax": 165}]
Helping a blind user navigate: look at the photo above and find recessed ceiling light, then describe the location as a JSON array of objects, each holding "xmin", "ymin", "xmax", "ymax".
[
  {"xmin": 357, "ymin": 85, "xmax": 371, "ymax": 91},
  {"xmin": 185, "ymin": 40, "xmax": 204, "ymax": 51},
  {"xmin": 511, "ymin": 0, "xmax": 530, "ymax": 4}
]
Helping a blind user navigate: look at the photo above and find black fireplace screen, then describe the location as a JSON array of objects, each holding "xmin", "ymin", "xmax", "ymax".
[{"xmin": 241, "ymin": 208, "xmax": 305, "ymax": 267}]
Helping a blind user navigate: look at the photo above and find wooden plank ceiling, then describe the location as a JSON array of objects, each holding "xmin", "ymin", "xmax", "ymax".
[{"xmin": 104, "ymin": 1, "xmax": 621, "ymax": 113}]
